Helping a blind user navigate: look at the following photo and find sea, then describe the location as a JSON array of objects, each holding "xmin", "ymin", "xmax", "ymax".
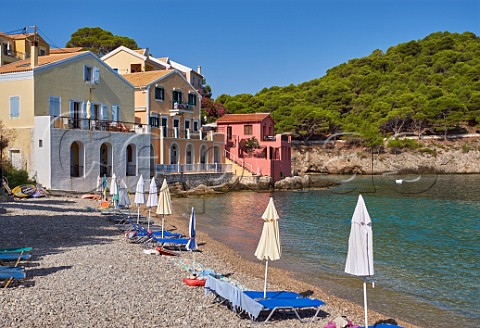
[{"xmin": 173, "ymin": 174, "xmax": 480, "ymax": 328}]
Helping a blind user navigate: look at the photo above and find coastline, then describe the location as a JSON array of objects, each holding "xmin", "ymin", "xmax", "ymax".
[
  {"xmin": 166, "ymin": 195, "xmax": 420, "ymax": 328},
  {"xmin": 0, "ymin": 196, "xmax": 419, "ymax": 327}
]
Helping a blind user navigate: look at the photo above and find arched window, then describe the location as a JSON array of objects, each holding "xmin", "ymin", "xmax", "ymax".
[
  {"xmin": 100, "ymin": 143, "xmax": 113, "ymax": 177},
  {"xmin": 126, "ymin": 144, "xmax": 137, "ymax": 176},
  {"xmin": 213, "ymin": 146, "xmax": 220, "ymax": 163},
  {"xmin": 70, "ymin": 141, "xmax": 84, "ymax": 177},
  {"xmin": 200, "ymin": 145, "xmax": 207, "ymax": 164}
]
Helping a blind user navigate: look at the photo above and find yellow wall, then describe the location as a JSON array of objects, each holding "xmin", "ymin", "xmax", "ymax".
[
  {"xmin": 104, "ymin": 50, "xmax": 165, "ymax": 74},
  {"xmin": 34, "ymin": 54, "xmax": 135, "ymax": 122},
  {"xmin": 0, "ymin": 76, "xmax": 35, "ymax": 127}
]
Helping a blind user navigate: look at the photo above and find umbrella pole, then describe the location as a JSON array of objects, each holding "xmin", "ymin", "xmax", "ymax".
[
  {"xmin": 363, "ymin": 277, "xmax": 368, "ymax": 328},
  {"xmin": 263, "ymin": 260, "xmax": 269, "ymax": 299},
  {"xmin": 147, "ymin": 209, "xmax": 151, "ymax": 231},
  {"xmin": 162, "ymin": 214, "xmax": 165, "ymax": 238},
  {"xmin": 137, "ymin": 206, "xmax": 140, "ymax": 225}
]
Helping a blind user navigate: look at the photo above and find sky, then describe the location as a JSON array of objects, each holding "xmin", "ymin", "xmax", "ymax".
[{"xmin": 1, "ymin": 0, "xmax": 479, "ymax": 98}]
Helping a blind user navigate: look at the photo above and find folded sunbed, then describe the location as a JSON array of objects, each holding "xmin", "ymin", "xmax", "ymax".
[{"xmin": 0, "ymin": 266, "xmax": 26, "ymax": 288}]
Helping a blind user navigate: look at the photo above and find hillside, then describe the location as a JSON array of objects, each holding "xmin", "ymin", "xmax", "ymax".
[{"xmin": 216, "ymin": 32, "xmax": 480, "ymax": 146}]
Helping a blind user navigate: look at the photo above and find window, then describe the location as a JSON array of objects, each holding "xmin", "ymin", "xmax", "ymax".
[
  {"xmin": 9, "ymin": 96, "xmax": 20, "ymax": 118},
  {"xmin": 161, "ymin": 117, "xmax": 168, "ymax": 137},
  {"xmin": 39, "ymin": 49, "xmax": 46, "ymax": 56},
  {"xmin": 244, "ymin": 124, "xmax": 253, "ymax": 135},
  {"xmin": 49, "ymin": 96, "xmax": 60, "ymax": 117},
  {"xmin": 193, "ymin": 120, "xmax": 199, "ymax": 132},
  {"xmin": 173, "ymin": 90, "xmax": 182, "ymax": 104},
  {"xmin": 188, "ymin": 93, "xmax": 197, "ymax": 106},
  {"xmin": 84, "ymin": 65, "xmax": 100, "ymax": 84},
  {"xmin": 84, "ymin": 65, "xmax": 92, "ymax": 82},
  {"xmin": 155, "ymin": 87, "xmax": 164, "ymax": 101},
  {"xmin": 111, "ymin": 105, "xmax": 119, "ymax": 122},
  {"xmin": 150, "ymin": 113, "xmax": 159, "ymax": 127}
]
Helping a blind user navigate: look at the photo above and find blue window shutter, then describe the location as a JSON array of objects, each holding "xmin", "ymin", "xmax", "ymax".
[
  {"xmin": 49, "ymin": 97, "xmax": 60, "ymax": 117},
  {"xmin": 81, "ymin": 102, "xmax": 88, "ymax": 129},
  {"xmin": 84, "ymin": 65, "xmax": 88, "ymax": 81},
  {"xmin": 9, "ymin": 96, "xmax": 20, "ymax": 117},
  {"xmin": 102, "ymin": 105, "xmax": 108, "ymax": 120},
  {"xmin": 70, "ymin": 100, "xmax": 75, "ymax": 117},
  {"xmin": 93, "ymin": 67, "xmax": 100, "ymax": 84},
  {"xmin": 111, "ymin": 105, "xmax": 119, "ymax": 122}
]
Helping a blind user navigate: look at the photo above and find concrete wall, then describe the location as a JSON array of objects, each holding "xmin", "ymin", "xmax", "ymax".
[
  {"xmin": 157, "ymin": 172, "xmax": 234, "ymax": 189},
  {"xmin": 33, "ymin": 116, "xmax": 150, "ymax": 192}
]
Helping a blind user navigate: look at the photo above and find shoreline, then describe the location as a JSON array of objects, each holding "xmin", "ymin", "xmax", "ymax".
[
  {"xmin": 165, "ymin": 195, "xmax": 420, "ymax": 328},
  {"xmin": 0, "ymin": 196, "xmax": 419, "ymax": 327}
]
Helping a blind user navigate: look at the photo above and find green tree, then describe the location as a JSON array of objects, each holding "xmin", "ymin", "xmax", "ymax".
[{"xmin": 66, "ymin": 27, "xmax": 138, "ymax": 57}]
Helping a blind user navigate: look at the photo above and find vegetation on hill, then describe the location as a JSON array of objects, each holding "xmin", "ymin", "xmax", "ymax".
[
  {"xmin": 66, "ymin": 27, "xmax": 138, "ymax": 57},
  {"xmin": 216, "ymin": 32, "xmax": 480, "ymax": 146}
]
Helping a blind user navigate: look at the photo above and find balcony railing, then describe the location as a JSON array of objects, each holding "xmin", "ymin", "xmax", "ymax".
[
  {"xmin": 172, "ymin": 102, "xmax": 194, "ymax": 110},
  {"xmin": 126, "ymin": 164, "xmax": 136, "ymax": 176},
  {"xmin": 52, "ymin": 117, "xmax": 142, "ymax": 133},
  {"xmin": 70, "ymin": 165, "xmax": 84, "ymax": 178},
  {"xmin": 158, "ymin": 127, "xmax": 211, "ymax": 140},
  {"xmin": 156, "ymin": 163, "xmax": 232, "ymax": 174}
]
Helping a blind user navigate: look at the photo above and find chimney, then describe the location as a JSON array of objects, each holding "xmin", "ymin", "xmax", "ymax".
[
  {"xmin": 31, "ymin": 40, "xmax": 38, "ymax": 68},
  {"xmin": 197, "ymin": 66, "xmax": 201, "ymax": 75}
]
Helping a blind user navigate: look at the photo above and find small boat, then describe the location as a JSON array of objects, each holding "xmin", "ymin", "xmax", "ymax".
[
  {"xmin": 183, "ymin": 277, "xmax": 206, "ymax": 286},
  {"xmin": 11, "ymin": 184, "xmax": 36, "ymax": 198},
  {"xmin": 395, "ymin": 179, "xmax": 403, "ymax": 184}
]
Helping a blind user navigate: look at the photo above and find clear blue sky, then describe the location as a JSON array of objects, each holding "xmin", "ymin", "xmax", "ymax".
[{"xmin": 1, "ymin": 0, "xmax": 479, "ymax": 97}]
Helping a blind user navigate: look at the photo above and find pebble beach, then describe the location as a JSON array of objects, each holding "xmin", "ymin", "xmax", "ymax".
[{"xmin": 0, "ymin": 196, "xmax": 418, "ymax": 327}]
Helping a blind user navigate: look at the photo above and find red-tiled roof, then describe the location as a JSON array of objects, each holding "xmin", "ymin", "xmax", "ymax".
[
  {"xmin": 122, "ymin": 70, "xmax": 174, "ymax": 87},
  {"xmin": 216, "ymin": 113, "xmax": 271, "ymax": 124},
  {"xmin": 50, "ymin": 47, "xmax": 84, "ymax": 54},
  {"xmin": 0, "ymin": 52, "xmax": 87, "ymax": 74}
]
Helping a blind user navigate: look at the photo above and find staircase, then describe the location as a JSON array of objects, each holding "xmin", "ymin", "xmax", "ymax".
[{"xmin": 224, "ymin": 150, "xmax": 258, "ymax": 177}]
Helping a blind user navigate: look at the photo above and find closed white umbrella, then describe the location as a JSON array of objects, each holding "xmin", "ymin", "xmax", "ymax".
[
  {"xmin": 96, "ymin": 175, "xmax": 102, "ymax": 193},
  {"xmin": 254, "ymin": 197, "xmax": 281, "ymax": 298},
  {"xmin": 134, "ymin": 175, "xmax": 145, "ymax": 224},
  {"xmin": 146, "ymin": 177, "xmax": 158, "ymax": 230},
  {"xmin": 186, "ymin": 207, "xmax": 198, "ymax": 274},
  {"xmin": 345, "ymin": 194, "xmax": 374, "ymax": 328},
  {"xmin": 109, "ymin": 173, "xmax": 119, "ymax": 208},
  {"xmin": 118, "ymin": 179, "xmax": 131, "ymax": 208},
  {"xmin": 156, "ymin": 178, "xmax": 172, "ymax": 238}
]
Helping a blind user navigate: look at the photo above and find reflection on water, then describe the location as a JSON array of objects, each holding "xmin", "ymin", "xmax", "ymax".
[{"xmin": 173, "ymin": 175, "xmax": 480, "ymax": 328}]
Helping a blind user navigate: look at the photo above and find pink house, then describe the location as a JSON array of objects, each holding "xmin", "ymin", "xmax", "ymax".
[{"xmin": 216, "ymin": 113, "xmax": 291, "ymax": 182}]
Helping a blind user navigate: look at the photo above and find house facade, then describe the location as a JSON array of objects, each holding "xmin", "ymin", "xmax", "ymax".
[
  {"xmin": 216, "ymin": 113, "xmax": 291, "ymax": 182},
  {"xmin": 102, "ymin": 46, "xmax": 225, "ymax": 175},
  {"xmin": 121, "ymin": 69, "xmax": 225, "ymax": 175},
  {"xmin": 0, "ymin": 47, "xmax": 150, "ymax": 192},
  {"xmin": 0, "ymin": 32, "xmax": 50, "ymax": 66}
]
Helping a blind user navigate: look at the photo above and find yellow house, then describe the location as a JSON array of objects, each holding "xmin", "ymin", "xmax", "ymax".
[
  {"xmin": 122, "ymin": 69, "xmax": 225, "ymax": 174},
  {"xmin": 102, "ymin": 46, "xmax": 225, "ymax": 175},
  {"xmin": 0, "ymin": 47, "xmax": 150, "ymax": 192}
]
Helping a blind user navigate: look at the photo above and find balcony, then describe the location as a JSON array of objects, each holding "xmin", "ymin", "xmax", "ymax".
[
  {"xmin": 170, "ymin": 102, "xmax": 195, "ymax": 115},
  {"xmin": 52, "ymin": 116, "xmax": 143, "ymax": 134},
  {"xmin": 156, "ymin": 163, "xmax": 232, "ymax": 175}
]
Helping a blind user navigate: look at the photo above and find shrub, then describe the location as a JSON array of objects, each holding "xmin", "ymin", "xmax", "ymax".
[
  {"xmin": 2, "ymin": 163, "xmax": 35, "ymax": 188},
  {"xmin": 388, "ymin": 139, "xmax": 421, "ymax": 150}
]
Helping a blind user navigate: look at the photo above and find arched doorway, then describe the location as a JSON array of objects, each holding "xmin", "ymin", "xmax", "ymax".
[
  {"xmin": 213, "ymin": 146, "xmax": 220, "ymax": 164},
  {"xmin": 70, "ymin": 141, "xmax": 84, "ymax": 177},
  {"xmin": 186, "ymin": 144, "xmax": 193, "ymax": 165},
  {"xmin": 170, "ymin": 143, "xmax": 178, "ymax": 165},
  {"xmin": 100, "ymin": 143, "xmax": 112, "ymax": 176},
  {"xmin": 150, "ymin": 144, "xmax": 155, "ymax": 177},
  {"xmin": 126, "ymin": 144, "xmax": 136, "ymax": 176}
]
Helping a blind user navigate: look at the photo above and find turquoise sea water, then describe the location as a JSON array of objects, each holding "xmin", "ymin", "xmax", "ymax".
[{"xmin": 173, "ymin": 174, "xmax": 480, "ymax": 328}]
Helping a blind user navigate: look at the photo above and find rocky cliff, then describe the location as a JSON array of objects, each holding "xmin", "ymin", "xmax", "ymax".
[{"xmin": 291, "ymin": 138, "xmax": 480, "ymax": 175}]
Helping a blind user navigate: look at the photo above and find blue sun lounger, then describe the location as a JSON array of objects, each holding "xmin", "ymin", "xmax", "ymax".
[
  {"xmin": 0, "ymin": 253, "xmax": 32, "ymax": 267},
  {"xmin": 361, "ymin": 324, "xmax": 404, "ymax": 328},
  {"xmin": 0, "ymin": 247, "xmax": 33, "ymax": 253},
  {"xmin": 205, "ymin": 276, "xmax": 325, "ymax": 323},
  {"xmin": 0, "ymin": 266, "xmax": 26, "ymax": 288},
  {"xmin": 127, "ymin": 218, "xmax": 181, "ymax": 238}
]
